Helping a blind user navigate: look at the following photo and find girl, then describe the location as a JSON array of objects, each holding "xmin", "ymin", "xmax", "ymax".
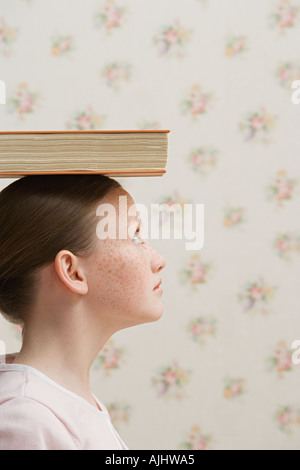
[{"xmin": 0, "ymin": 174, "xmax": 166, "ymax": 450}]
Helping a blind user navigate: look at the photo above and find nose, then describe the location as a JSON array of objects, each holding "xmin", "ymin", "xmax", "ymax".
[
  {"xmin": 144, "ymin": 238, "xmax": 167, "ymax": 273},
  {"xmin": 153, "ymin": 249, "xmax": 167, "ymax": 273}
]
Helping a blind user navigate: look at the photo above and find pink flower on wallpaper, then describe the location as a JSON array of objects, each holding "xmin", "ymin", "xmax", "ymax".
[
  {"xmin": 106, "ymin": 402, "xmax": 132, "ymax": 429},
  {"xmin": 181, "ymin": 84, "xmax": 213, "ymax": 121},
  {"xmin": 94, "ymin": 339, "xmax": 126, "ymax": 376},
  {"xmin": 223, "ymin": 206, "xmax": 246, "ymax": 228},
  {"xmin": 0, "ymin": 17, "xmax": 18, "ymax": 57},
  {"xmin": 7, "ymin": 82, "xmax": 39, "ymax": 117},
  {"xmin": 238, "ymin": 107, "xmax": 276, "ymax": 143},
  {"xmin": 94, "ymin": 0, "xmax": 128, "ymax": 34},
  {"xmin": 273, "ymin": 233, "xmax": 300, "ymax": 261},
  {"xmin": 223, "ymin": 376, "xmax": 246, "ymax": 400},
  {"xmin": 270, "ymin": 0, "xmax": 300, "ymax": 32},
  {"xmin": 51, "ymin": 34, "xmax": 74, "ymax": 56},
  {"xmin": 225, "ymin": 35, "xmax": 247, "ymax": 57},
  {"xmin": 274, "ymin": 405, "xmax": 300, "ymax": 434},
  {"xmin": 187, "ymin": 316, "xmax": 217, "ymax": 345},
  {"xmin": 101, "ymin": 61, "xmax": 132, "ymax": 90},
  {"xmin": 12, "ymin": 324, "xmax": 22, "ymax": 339},
  {"xmin": 152, "ymin": 190, "xmax": 191, "ymax": 229},
  {"xmin": 180, "ymin": 253, "xmax": 212, "ymax": 290},
  {"xmin": 266, "ymin": 169, "xmax": 298, "ymax": 207},
  {"xmin": 153, "ymin": 19, "xmax": 192, "ymax": 58},
  {"xmin": 276, "ymin": 61, "xmax": 300, "ymax": 89},
  {"xmin": 266, "ymin": 341, "xmax": 294, "ymax": 378},
  {"xmin": 237, "ymin": 276, "xmax": 276, "ymax": 315},
  {"xmin": 66, "ymin": 106, "xmax": 105, "ymax": 130},
  {"xmin": 188, "ymin": 146, "xmax": 218, "ymax": 176},
  {"xmin": 159, "ymin": 190, "xmax": 188, "ymax": 208},
  {"xmin": 151, "ymin": 360, "xmax": 191, "ymax": 400},
  {"xmin": 180, "ymin": 425, "xmax": 214, "ymax": 450}
]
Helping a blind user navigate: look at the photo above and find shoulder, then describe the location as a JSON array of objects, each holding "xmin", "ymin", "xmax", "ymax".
[{"xmin": 0, "ymin": 396, "xmax": 81, "ymax": 450}]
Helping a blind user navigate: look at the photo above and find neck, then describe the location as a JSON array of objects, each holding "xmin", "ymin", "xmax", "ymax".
[{"xmin": 14, "ymin": 317, "xmax": 113, "ymax": 409}]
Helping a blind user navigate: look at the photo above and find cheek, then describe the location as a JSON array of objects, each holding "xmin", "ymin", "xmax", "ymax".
[
  {"xmin": 116, "ymin": 249, "xmax": 151, "ymax": 293},
  {"xmin": 90, "ymin": 245, "xmax": 151, "ymax": 304}
]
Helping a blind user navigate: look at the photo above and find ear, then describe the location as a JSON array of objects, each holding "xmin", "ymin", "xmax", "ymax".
[{"xmin": 54, "ymin": 250, "xmax": 88, "ymax": 295}]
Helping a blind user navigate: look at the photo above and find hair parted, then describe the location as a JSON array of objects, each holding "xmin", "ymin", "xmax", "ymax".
[{"xmin": 0, "ymin": 174, "xmax": 122, "ymax": 327}]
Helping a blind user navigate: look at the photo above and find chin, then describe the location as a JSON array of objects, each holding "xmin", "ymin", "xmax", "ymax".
[
  {"xmin": 146, "ymin": 305, "xmax": 164, "ymax": 323},
  {"xmin": 121, "ymin": 298, "xmax": 164, "ymax": 328},
  {"xmin": 131, "ymin": 306, "xmax": 164, "ymax": 328}
]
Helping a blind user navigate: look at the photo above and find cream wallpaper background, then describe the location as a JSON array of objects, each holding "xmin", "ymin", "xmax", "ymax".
[{"xmin": 1, "ymin": 0, "xmax": 300, "ymax": 450}]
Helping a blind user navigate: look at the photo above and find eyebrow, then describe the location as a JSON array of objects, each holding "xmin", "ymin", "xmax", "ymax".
[{"xmin": 131, "ymin": 214, "xmax": 141, "ymax": 222}]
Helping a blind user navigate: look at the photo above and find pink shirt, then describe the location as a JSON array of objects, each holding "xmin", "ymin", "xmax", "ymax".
[{"xmin": 0, "ymin": 363, "xmax": 129, "ymax": 450}]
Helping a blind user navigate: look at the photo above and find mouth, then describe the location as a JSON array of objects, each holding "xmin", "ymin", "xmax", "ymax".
[
  {"xmin": 153, "ymin": 279, "xmax": 163, "ymax": 294},
  {"xmin": 153, "ymin": 279, "xmax": 162, "ymax": 290}
]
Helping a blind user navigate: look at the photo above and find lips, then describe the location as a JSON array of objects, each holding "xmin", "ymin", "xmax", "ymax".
[{"xmin": 154, "ymin": 279, "xmax": 162, "ymax": 290}]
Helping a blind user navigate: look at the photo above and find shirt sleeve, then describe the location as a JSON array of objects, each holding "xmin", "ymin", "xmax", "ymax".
[{"xmin": 0, "ymin": 397, "xmax": 80, "ymax": 450}]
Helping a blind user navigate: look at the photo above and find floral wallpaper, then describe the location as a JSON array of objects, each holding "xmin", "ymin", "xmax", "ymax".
[{"xmin": 0, "ymin": 0, "xmax": 300, "ymax": 450}]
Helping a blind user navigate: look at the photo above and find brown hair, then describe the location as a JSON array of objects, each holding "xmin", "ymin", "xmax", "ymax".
[{"xmin": 0, "ymin": 174, "xmax": 122, "ymax": 328}]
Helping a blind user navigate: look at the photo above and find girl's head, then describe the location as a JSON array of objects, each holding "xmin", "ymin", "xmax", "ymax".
[{"xmin": 0, "ymin": 175, "xmax": 166, "ymax": 334}]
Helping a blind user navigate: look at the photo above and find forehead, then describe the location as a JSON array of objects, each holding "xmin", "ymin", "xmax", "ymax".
[{"xmin": 103, "ymin": 186, "xmax": 139, "ymax": 222}]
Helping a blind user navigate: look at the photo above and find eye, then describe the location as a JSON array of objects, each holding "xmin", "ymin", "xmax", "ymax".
[{"xmin": 133, "ymin": 225, "xmax": 144, "ymax": 244}]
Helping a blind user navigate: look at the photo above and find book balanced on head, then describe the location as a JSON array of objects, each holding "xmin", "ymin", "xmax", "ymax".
[{"xmin": 0, "ymin": 129, "xmax": 170, "ymax": 178}]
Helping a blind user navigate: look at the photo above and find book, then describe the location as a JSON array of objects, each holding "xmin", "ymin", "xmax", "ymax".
[{"xmin": 0, "ymin": 129, "xmax": 170, "ymax": 177}]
